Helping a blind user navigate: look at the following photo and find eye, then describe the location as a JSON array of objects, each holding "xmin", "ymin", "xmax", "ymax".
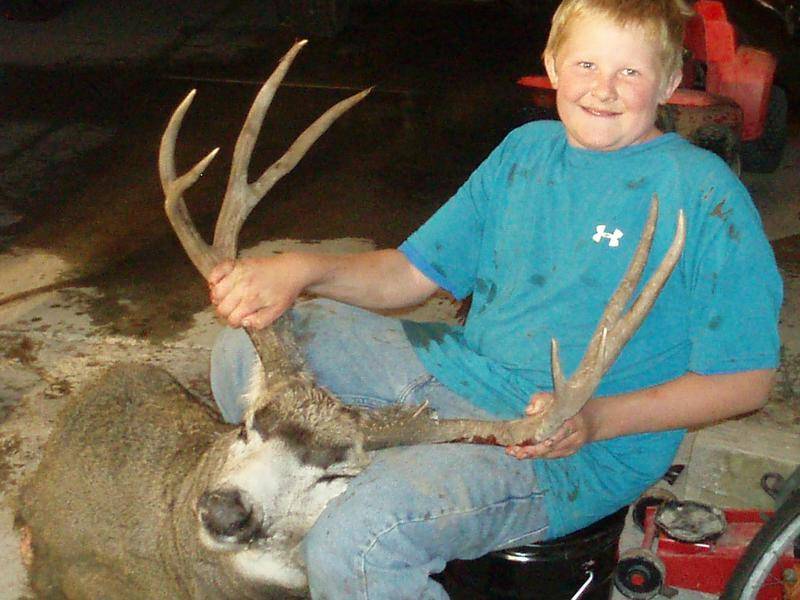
[
  {"xmin": 238, "ymin": 425, "xmax": 249, "ymax": 443},
  {"xmin": 578, "ymin": 61, "xmax": 594, "ymax": 70},
  {"xmin": 621, "ymin": 68, "xmax": 640, "ymax": 77}
]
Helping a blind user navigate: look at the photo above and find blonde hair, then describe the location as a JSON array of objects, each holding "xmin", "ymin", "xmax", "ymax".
[{"xmin": 543, "ymin": 0, "xmax": 694, "ymax": 85}]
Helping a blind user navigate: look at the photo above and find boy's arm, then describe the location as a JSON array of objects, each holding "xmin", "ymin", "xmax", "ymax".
[
  {"xmin": 507, "ymin": 368, "xmax": 775, "ymax": 460},
  {"xmin": 209, "ymin": 249, "xmax": 440, "ymax": 329}
]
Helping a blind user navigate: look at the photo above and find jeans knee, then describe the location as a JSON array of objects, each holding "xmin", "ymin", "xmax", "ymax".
[
  {"xmin": 304, "ymin": 508, "xmax": 367, "ymax": 595},
  {"xmin": 209, "ymin": 327, "xmax": 256, "ymax": 423}
]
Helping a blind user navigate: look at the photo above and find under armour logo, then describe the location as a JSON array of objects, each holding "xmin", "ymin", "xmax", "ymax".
[{"xmin": 592, "ymin": 225, "xmax": 624, "ymax": 247}]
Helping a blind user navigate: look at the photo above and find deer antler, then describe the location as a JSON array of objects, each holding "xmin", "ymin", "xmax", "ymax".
[
  {"xmin": 360, "ymin": 196, "xmax": 686, "ymax": 449},
  {"xmin": 159, "ymin": 40, "xmax": 371, "ymax": 380}
]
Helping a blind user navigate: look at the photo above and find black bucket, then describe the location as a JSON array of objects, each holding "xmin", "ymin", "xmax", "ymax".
[{"xmin": 439, "ymin": 506, "xmax": 628, "ymax": 600}]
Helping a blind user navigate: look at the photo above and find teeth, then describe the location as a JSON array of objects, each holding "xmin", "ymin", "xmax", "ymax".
[{"xmin": 583, "ymin": 107, "xmax": 618, "ymax": 116}]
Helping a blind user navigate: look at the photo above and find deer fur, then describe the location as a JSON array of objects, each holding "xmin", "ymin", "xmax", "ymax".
[{"xmin": 18, "ymin": 361, "xmax": 365, "ymax": 599}]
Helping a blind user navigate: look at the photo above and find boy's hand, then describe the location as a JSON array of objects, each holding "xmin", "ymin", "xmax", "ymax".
[
  {"xmin": 505, "ymin": 392, "xmax": 591, "ymax": 460},
  {"xmin": 209, "ymin": 255, "xmax": 304, "ymax": 329}
]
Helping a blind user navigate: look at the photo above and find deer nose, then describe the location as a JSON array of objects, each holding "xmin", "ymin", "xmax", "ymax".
[{"xmin": 198, "ymin": 488, "xmax": 261, "ymax": 542}]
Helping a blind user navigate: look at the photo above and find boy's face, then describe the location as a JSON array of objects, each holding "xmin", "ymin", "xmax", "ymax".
[{"xmin": 545, "ymin": 14, "xmax": 682, "ymax": 152}]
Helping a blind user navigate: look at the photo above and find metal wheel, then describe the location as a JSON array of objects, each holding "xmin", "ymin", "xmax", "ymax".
[
  {"xmin": 688, "ymin": 123, "xmax": 742, "ymax": 176},
  {"xmin": 741, "ymin": 85, "xmax": 788, "ymax": 174},
  {"xmin": 720, "ymin": 483, "xmax": 800, "ymax": 599},
  {"xmin": 613, "ymin": 548, "xmax": 666, "ymax": 600}
]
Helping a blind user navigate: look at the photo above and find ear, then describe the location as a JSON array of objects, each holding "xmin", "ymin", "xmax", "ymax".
[
  {"xmin": 659, "ymin": 68, "xmax": 683, "ymax": 104},
  {"xmin": 544, "ymin": 53, "xmax": 559, "ymax": 89}
]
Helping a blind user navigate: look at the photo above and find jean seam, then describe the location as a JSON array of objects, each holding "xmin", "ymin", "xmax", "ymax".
[
  {"xmin": 337, "ymin": 394, "xmax": 395, "ymax": 407},
  {"xmin": 396, "ymin": 374, "xmax": 434, "ymax": 405},
  {"xmin": 356, "ymin": 492, "xmax": 546, "ymax": 600}
]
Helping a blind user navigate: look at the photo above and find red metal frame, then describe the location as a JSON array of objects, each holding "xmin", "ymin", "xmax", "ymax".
[
  {"xmin": 683, "ymin": 1, "xmax": 777, "ymax": 141},
  {"xmin": 640, "ymin": 506, "xmax": 797, "ymax": 599}
]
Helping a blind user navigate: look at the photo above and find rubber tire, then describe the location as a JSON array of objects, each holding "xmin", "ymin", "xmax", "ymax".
[
  {"xmin": 741, "ymin": 85, "xmax": 788, "ymax": 174},
  {"xmin": 276, "ymin": 0, "xmax": 351, "ymax": 38},
  {"xmin": 614, "ymin": 553, "xmax": 665, "ymax": 600},
  {"xmin": 719, "ymin": 487, "xmax": 800, "ymax": 600}
]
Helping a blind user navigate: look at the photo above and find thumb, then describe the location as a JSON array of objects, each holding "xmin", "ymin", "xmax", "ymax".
[{"xmin": 525, "ymin": 392, "xmax": 554, "ymax": 416}]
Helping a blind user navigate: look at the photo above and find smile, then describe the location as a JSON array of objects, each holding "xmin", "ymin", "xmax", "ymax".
[{"xmin": 581, "ymin": 106, "xmax": 620, "ymax": 117}]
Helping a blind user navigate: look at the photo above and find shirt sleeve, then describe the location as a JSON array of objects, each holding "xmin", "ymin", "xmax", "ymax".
[
  {"xmin": 686, "ymin": 176, "xmax": 783, "ymax": 374},
  {"xmin": 399, "ymin": 133, "xmax": 513, "ymax": 300}
]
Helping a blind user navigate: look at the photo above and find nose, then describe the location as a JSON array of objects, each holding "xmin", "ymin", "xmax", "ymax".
[
  {"xmin": 591, "ymin": 72, "xmax": 618, "ymax": 102},
  {"xmin": 198, "ymin": 488, "xmax": 261, "ymax": 542}
]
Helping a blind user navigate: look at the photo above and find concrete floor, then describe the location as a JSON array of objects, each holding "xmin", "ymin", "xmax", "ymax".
[{"xmin": 0, "ymin": 1, "xmax": 798, "ymax": 598}]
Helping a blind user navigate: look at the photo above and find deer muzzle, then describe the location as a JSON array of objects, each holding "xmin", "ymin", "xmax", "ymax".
[{"xmin": 198, "ymin": 488, "xmax": 263, "ymax": 544}]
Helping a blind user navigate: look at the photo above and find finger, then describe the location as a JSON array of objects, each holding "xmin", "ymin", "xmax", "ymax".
[
  {"xmin": 505, "ymin": 441, "xmax": 551, "ymax": 460},
  {"xmin": 525, "ymin": 393, "xmax": 554, "ymax": 416},
  {"xmin": 544, "ymin": 433, "xmax": 582, "ymax": 457},
  {"xmin": 543, "ymin": 428, "xmax": 583, "ymax": 458},
  {"xmin": 505, "ymin": 446, "xmax": 530, "ymax": 460},
  {"xmin": 215, "ymin": 286, "xmax": 246, "ymax": 322},
  {"xmin": 227, "ymin": 296, "xmax": 268, "ymax": 329},
  {"xmin": 208, "ymin": 260, "xmax": 235, "ymax": 286},
  {"xmin": 210, "ymin": 269, "xmax": 238, "ymax": 305},
  {"xmin": 539, "ymin": 447, "xmax": 573, "ymax": 459},
  {"xmin": 546, "ymin": 417, "xmax": 579, "ymax": 442},
  {"xmin": 242, "ymin": 305, "xmax": 284, "ymax": 330}
]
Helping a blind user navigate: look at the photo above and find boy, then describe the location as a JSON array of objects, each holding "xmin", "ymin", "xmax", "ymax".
[{"xmin": 208, "ymin": 0, "xmax": 782, "ymax": 597}]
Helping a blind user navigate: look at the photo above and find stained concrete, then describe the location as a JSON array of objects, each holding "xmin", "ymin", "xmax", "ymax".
[{"xmin": 0, "ymin": 1, "xmax": 797, "ymax": 598}]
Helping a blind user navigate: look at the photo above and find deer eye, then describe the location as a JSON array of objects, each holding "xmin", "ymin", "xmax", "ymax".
[{"xmin": 238, "ymin": 425, "xmax": 248, "ymax": 443}]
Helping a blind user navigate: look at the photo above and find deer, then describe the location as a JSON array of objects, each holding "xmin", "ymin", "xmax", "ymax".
[{"xmin": 17, "ymin": 40, "xmax": 685, "ymax": 599}]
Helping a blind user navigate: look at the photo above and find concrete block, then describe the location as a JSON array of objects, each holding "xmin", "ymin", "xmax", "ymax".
[{"xmin": 683, "ymin": 418, "xmax": 800, "ymax": 510}]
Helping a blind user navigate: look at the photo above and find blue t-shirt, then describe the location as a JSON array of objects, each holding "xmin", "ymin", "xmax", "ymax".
[{"xmin": 399, "ymin": 121, "xmax": 782, "ymax": 537}]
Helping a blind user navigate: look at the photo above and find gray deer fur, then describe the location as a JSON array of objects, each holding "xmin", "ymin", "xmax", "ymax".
[{"xmin": 18, "ymin": 357, "xmax": 363, "ymax": 598}]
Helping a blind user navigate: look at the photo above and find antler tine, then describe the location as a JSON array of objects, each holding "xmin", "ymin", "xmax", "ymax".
[
  {"xmin": 547, "ymin": 195, "xmax": 686, "ymax": 433},
  {"xmin": 159, "ymin": 89, "xmax": 222, "ymax": 278},
  {"xmin": 608, "ymin": 205, "xmax": 686, "ymax": 355},
  {"xmin": 551, "ymin": 196, "xmax": 659, "ymax": 396},
  {"xmin": 213, "ymin": 39, "xmax": 372, "ymax": 259},
  {"xmin": 250, "ymin": 87, "xmax": 373, "ymax": 200},
  {"xmin": 213, "ymin": 39, "xmax": 307, "ymax": 259}
]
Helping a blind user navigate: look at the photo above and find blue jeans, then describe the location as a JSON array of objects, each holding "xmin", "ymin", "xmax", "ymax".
[{"xmin": 210, "ymin": 299, "xmax": 549, "ymax": 600}]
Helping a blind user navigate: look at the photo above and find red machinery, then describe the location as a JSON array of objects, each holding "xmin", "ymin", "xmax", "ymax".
[
  {"xmin": 614, "ymin": 503, "xmax": 799, "ymax": 599},
  {"xmin": 517, "ymin": 0, "xmax": 788, "ymax": 173}
]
